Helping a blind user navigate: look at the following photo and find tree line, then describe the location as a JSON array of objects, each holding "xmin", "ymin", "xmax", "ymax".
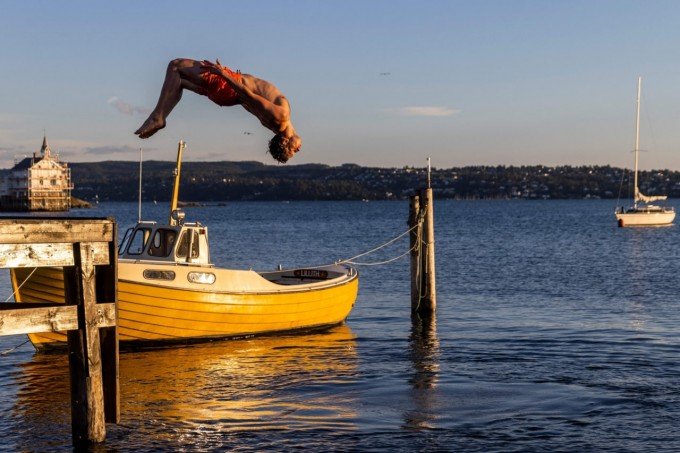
[{"xmin": 69, "ymin": 161, "xmax": 680, "ymax": 201}]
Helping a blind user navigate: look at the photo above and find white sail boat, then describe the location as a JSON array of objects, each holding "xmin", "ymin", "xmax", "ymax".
[{"xmin": 615, "ymin": 77, "xmax": 675, "ymax": 227}]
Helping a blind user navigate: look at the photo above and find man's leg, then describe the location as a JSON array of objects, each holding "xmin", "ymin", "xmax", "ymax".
[{"xmin": 135, "ymin": 59, "xmax": 207, "ymax": 139}]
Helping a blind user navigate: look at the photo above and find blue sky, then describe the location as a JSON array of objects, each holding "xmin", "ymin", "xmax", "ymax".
[{"xmin": 2, "ymin": 0, "xmax": 680, "ymax": 169}]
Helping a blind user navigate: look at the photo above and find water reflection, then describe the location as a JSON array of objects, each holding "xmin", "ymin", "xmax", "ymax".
[
  {"xmin": 403, "ymin": 314, "xmax": 440, "ymax": 430},
  {"xmin": 11, "ymin": 325, "xmax": 359, "ymax": 448},
  {"xmin": 8, "ymin": 351, "xmax": 71, "ymax": 447}
]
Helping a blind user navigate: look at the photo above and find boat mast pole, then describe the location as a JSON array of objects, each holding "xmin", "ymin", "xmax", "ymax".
[
  {"xmin": 169, "ymin": 140, "xmax": 186, "ymax": 226},
  {"xmin": 138, "ymin": 148, "xmax": 143, "ymax": 222},
  {"xmin": 633, "ymin": 76, "xmax": 641, "ymax": 207}
]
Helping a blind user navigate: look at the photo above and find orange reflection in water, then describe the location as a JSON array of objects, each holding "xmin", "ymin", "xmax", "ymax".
[
  {"xmin": 121, "ymin": 325, "xmax": 359, "ymax": 432},
  {"xmin": 13, "ymin": 325, "xmax": 359, "ymax": 444}
]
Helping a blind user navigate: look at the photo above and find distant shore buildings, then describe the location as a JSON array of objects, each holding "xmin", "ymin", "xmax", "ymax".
[{"xmin": 0, "ymin": 135, "xmax": 73, "ymax": 211}]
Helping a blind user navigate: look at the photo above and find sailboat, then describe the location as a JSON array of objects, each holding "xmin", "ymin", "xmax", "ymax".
[
  {"xmin": 12, "ymin": 140, "xmax": 359, "ymax": 349},
  {"xmin": 615, "ymin": 77, "xmax": 675, "ymax": 227}
]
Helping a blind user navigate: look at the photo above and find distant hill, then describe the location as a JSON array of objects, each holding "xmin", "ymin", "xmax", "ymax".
[{"xmin": 69, "ymin": 161, "xmax": 680, "ymax": 202}]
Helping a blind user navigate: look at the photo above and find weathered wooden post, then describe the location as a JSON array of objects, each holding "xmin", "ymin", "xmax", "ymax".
[
  {"xmin": 409, "ymin": 194, "xmax": 422, "ymax": 311},
  {"xmin": 409, "ymin": 159, "xmax": 436, "ymax": 316},
  {"xmin": 419, "ymin": 187, "xmax": 437, "ymax": 314},
  {"xmin": 0, "ymin": 217, "xmax": 119, "ymax": 447}
]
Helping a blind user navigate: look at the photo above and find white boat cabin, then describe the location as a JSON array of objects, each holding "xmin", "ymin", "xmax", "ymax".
[{"xmin": 118, "ymin": 211, "xmax": 212, "ymax": 266}]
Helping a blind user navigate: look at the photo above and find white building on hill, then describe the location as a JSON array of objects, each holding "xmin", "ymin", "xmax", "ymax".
[{"xmin": 0, "ymin": 136, "xmax": 73, "ymax": 211}]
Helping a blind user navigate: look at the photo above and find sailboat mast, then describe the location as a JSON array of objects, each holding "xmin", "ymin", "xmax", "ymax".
[{"xmin": 633, "ymin": 76, "xmax": 641, "ymax": 206}]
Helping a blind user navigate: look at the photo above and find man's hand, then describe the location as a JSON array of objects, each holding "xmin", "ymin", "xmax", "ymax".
[
  {"xmin": 200, "ymin": 59, "xmax": 239, "ymax": 82},
  {"xmin": 199, "ymin": 59, "xmax": 219, "ymax": 73}
]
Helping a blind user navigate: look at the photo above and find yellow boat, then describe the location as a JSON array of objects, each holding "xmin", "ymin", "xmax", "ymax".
[{"xmin": 12, "ymin": 141, "xmax": 358, "ymax": 350}]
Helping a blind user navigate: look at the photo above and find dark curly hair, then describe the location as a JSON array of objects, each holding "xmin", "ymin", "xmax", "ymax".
[
  {"xmin": 268, "ymin": 133, "xmax": 293, "ymax": 163},
  {"xmin": 269, "ymin": 134, "xmax": 292, "ymax": 164}
]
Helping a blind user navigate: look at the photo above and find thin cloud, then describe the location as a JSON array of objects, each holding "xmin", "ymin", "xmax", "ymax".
[
  {"xmin": 387, "ymin": 106, "xmax": 461, "ymax": 117},
  {"xmin": 1, "ymin": 145, "xmax": 31, "ymax": 157},
  {"xmin": 107, "ymin": 97, "xmax": 151, "ymax": 116},
  {"xmin": 83, "ymin": 145, "xmax": 140, "ymax": 155}
]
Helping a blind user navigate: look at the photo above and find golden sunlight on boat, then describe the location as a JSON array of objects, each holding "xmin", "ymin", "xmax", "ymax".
[{"xmin": 12, "ymin": 265, "xmax": 358, "ymax": 348}]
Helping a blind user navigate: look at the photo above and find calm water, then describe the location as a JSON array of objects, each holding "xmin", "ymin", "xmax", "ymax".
[{"xmin": 1, "ymin": 200, "xmax": 679, "ymax": 451}]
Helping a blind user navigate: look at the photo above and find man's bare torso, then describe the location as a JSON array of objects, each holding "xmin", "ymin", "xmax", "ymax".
[{"xmin": 239, "ymin": 74, "xmax": 291, "ymax": 134}]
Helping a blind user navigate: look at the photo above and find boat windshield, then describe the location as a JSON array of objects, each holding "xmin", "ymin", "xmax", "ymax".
[
  {"xmin": 126, "ymin": 227, "xmax": 152, "ymax": 255},
  {"xmin": 176, "ymin": 230, "xmax": 200, "ymax": 259},
  {"xmin": 118, "ymin": 228, "xmax": 133, "ymax": 255},
  {"xmin": 148, "ymin": 228, "xmax": 178, "ymax": 258}
]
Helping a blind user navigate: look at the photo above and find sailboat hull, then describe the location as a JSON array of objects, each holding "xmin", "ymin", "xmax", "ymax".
[
  {"xmin": 615, "ymin": 210, "xmax": 676, "ymax": 227},
  {"xmin": 11, "ymin": 262, "xmax": 358, "ymax": 349}
]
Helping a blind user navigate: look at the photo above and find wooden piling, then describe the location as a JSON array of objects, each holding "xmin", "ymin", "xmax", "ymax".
[
  {"xmin": 420, "ymin": 188, "xmax": 436, "ymax": 314},
  {"xmin": 409, "ymin": 195, "xmax": 422, "ymax": 312},
  {"xmin": 409, "ymin": 188, "xmax": 436, "ymax": 316},
  {"xmin": 0, "ymin": 217, "xmax": 119, "ymax": 447},
  {"xmin": 97, "ymin": 233, "xmax": 120, "ymax": 425}
]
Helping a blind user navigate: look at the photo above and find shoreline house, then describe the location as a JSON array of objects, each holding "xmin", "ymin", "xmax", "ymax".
[{"xmin": 0, "ymin": 136, "xmax": 73, "ymax": 211}]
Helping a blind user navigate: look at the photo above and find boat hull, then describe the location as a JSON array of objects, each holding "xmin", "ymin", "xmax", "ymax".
[
  {"xmin": 615, "ymin": 210, "xmax": 676, "ymax": 227},
  {"xmin": 11, "ymin": 263, "xmax": 358, "ymax": 349}
]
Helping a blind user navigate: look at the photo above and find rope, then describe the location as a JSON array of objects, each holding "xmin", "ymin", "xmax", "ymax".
[
  {"xmin": 338, "ymin": 222, "xmax": 420, "ymax": 264},
  {"xmin": 0, "ymin": 339, "xmax": 30, "ymax": 356},
  {"xmin": 271, "ymin": 210, "xmax": 426, "ymax": 272},
  {"xmin": 342, "ymin": 242, "xmax": 418, "ymax": 266},
  {"xmin": 5, "ymin": 267, "xmax": 38, "ymax": 303},
  {"xmin": 0, "ymin": 268, "xmax": 38, "ymax": 355},
  {"xmin": 413, "ymin": 232, "xmax": 425, "ymax": 312},
  {"xmin": 616, "ymin": 168, "xmax": 626, "ymax": 209},
  {"xmin": 335, "ymin": 208, "xmax": 426, "ymax": 267}
]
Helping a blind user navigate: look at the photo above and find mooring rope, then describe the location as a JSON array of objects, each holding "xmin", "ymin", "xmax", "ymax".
[
  {"xmin": 616, "ymin": 168, "xmax": 627, "ymax": 208},
  {"xmin": 4, "ymin": 267, "xmax": 38, "ymax": 303},
  {"xmin": 0, "ymin": 268, "xmax": 39, "ymax": 355},
  {"xmin": 341, "ymin": 242, "xmax": 418, "ymax": 266},
  {"xmin": 333, "ymin": 207, "xmax": 427, "ymax": 267},
  {"xmin": 413, "ymin": 235, "xmax": 426, "ymax": 312},
  {"xmin": 0, "ymin": 339, "xmax": 30, "ymax": 356},
  {"xmin": 272, "ymin": 211, "xmax": 426, "ymax": 272},
  {"xmin": 336, "ymin": 222, "xmax": 421, "ymax": 265}
]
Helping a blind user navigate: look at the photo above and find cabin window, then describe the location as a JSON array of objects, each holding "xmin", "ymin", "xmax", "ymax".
[
  {"xmin": 176, "ymin": 230, "xmax": 200, "ymax": 259},
  {"xmin": 51, "ymin": 179, "xmax": 57, "ymax": 186},
  {"xmin": 118, "ymin": 228, "xmax": 133, "ymax": 255},
  {"xmin": 143, "ymin": 270, "xmax": 176, "ymax": 281},
  {"xmin": 126, "ymin": 228, "xmax": 151, "ymax": 255},
  {"xmin": 148, "ymin": 229, "xmax": 178, "ymax": 257},
  {"xmin": 187, "ymin": 272, "xmax": 216, "ymax": 284}
]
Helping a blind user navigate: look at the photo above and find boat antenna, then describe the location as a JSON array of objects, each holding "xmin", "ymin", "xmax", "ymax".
[
  {"xmin": 138, "ymin": 147, "xmax": 143, "ymax": 222},
  {"xmin": 427, "ymin": 157, "xmax": 431, "ymax": 189},
  {"xmin": 169, "ymin": 140, "xmax": 186, "ymax": 225}
]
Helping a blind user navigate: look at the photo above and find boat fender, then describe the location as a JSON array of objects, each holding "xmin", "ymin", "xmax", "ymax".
[{"xmin": 618, "ymin": 219, "xmax": 624, "ymax": 228}]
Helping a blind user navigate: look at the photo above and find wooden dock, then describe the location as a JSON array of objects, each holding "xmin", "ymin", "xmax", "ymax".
[{"xmin": 0, "ymin": 217, "xmax": 119, "ymax": 446}]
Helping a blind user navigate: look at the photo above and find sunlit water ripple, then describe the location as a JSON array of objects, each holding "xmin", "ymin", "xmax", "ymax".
[{"xmin": 1, "ymin": 199, "xmax": 679, "ymax": 451}]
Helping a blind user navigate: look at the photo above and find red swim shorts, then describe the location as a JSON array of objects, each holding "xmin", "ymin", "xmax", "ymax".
[{"xmin": 201, "ymin": 66, "xmax": 243, "ymax": 107}]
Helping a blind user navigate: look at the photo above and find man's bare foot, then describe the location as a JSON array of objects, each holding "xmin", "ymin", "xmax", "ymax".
[{"xmin": 135, "ymin": 116, "xmax": 166, "ymax": 139}]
